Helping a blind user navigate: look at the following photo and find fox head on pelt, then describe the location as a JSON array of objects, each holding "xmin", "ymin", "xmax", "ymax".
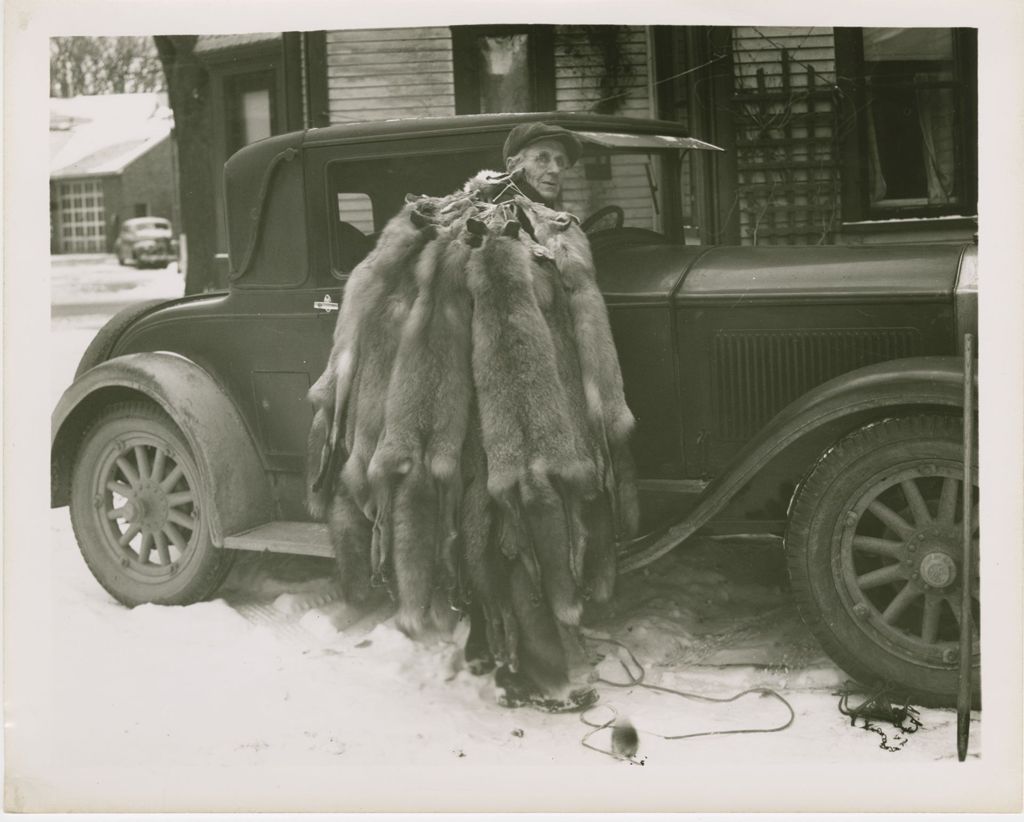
[
  {"xmin": 461, "ymin": 169, "xmax": 514, "ymax": 201},
  {"xmin": 464, "ymin": 214, "xmax": 521, "ymax": 248}
]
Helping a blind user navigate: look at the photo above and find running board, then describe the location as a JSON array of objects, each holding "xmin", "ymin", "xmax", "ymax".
[{"xmin": 222, "ymin": 521, "xmax": 333, "ymax": 559}]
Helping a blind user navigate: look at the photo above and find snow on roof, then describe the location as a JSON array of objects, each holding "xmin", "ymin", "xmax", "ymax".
[
  {"xmin": 194, "ymin": 33, "xmax": 281, "ymax": 53},
  {"xmin": 50, "ymin": 93, "xmax": 173, "ymax": 179}
]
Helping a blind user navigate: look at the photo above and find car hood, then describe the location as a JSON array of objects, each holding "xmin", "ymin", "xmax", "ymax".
[{"xmin": 595, "ymin": 241, "xmax": 968, "ymax": 303}]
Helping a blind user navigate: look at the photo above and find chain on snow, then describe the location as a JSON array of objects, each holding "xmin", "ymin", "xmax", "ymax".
[{"xmin": 837, "ymin": 681, "xmax": 922, "ymax": 752}]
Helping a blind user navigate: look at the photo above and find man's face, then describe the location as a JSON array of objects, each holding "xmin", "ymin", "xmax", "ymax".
[{"xmin": 509, "ymin": 138, "xmax": 570, "ymax": 203}]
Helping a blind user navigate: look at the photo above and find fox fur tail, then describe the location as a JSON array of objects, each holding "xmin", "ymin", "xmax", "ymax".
[{"xmin": 307, "ymin": 182, "xmax": 639, "ymax": 675}]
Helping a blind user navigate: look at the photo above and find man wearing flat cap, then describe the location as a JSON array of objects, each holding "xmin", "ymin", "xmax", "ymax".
[
  {"xmin": 309, "ymin": 117, "xmax": 636, "ymax": 714},
  {"xmin": 502, "ymin": 122, "xmax": 583, "ymax": 207}
]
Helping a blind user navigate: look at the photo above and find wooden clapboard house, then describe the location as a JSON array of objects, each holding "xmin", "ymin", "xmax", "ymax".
[{"xmin": 194, "ymin": 25, "xmax": 977, "ymax": 255}]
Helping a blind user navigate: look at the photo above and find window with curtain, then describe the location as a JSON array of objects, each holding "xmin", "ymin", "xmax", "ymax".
[{"xmin": 837, "ymin": 27, "xmax": 976, "ymax": 220}]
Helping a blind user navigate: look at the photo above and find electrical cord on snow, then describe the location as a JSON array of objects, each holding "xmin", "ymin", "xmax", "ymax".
[{"xmin": 578, "ymin": 631, "xmax": 796, "ymax": 762}]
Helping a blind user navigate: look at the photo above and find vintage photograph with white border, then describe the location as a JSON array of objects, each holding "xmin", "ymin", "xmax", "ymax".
[{"xmin": 4, "ymin": 0, "xmax": 1023, "ymax": 814}]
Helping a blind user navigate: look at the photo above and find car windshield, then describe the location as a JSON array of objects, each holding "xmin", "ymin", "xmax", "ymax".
[
  {"xmin": 565, "ymin": 131, "xmax": 719, "ymax": 237},
  {"xmin": 327, "ymin": 131, "xmax": 715, "ymax": 276}
]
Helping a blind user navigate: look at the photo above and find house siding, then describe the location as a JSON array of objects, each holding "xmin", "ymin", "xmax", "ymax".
[
  {"xmin": 323, "ymin": 25, "xmax": 662, "ymax": 231},
  {"xmin": 553, "ymin": 26, "xmax": 652, "ymax": 117},
  {"xmin": 324, "ymin": 28, "xmax": 456, "ymax": 123},
  {"xmin": 554, "ymin": 26, "xmax": 661, "ymax": 230},
  {"xmin": 324, "ymin": 25, "xmax": 654, "ymax": 123}
]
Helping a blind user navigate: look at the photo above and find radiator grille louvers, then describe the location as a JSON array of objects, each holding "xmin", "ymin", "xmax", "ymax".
[{"xmin": 712, "ymin": 328, "xmax": 921, "ymax": 440}]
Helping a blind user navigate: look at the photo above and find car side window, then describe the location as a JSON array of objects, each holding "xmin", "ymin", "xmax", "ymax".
[
  {"xmin": 333, "ymin": 193, "xmax": 376, "ymax": 276},
  {"xmin": 325, "ymin": 148, "xmax": 500, "ymax": 282}
]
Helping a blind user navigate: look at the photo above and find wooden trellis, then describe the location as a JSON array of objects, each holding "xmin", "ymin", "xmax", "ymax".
[{"xmin": 733, "ymin": 48, "xmax": 841, "ymax": 245}]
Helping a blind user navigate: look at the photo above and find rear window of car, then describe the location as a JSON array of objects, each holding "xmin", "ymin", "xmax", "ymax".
[{"xmin": 126, "ymin": 219, "xmax": 170, "ymax": 231}]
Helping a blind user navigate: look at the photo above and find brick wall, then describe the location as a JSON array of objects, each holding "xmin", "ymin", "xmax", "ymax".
[{"xmin": 115, "ymin": 138, "xmax": 179, "ymax": 250}]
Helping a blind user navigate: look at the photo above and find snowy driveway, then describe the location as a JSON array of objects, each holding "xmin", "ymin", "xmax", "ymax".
[{"xmin": 11, "ymin": 255, "xmax": 988, "ymax": 812}]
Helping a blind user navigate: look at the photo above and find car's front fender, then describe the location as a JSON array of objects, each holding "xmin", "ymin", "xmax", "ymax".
[
  {"xmin": 51, "ymin": 352, "xmax": 273, "ymax": 546},
  {"xmin": 621, "ymin": 356, "xmax": 972, "ymax": 571},
  {"xmin": 713, "ymin": 355, "xmax": 971, "ymax": 485}
]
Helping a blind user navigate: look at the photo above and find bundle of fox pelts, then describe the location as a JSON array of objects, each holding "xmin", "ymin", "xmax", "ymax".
[{"xmin": 306, "ymin": 171, "xmax": 639, "ymax": 672}]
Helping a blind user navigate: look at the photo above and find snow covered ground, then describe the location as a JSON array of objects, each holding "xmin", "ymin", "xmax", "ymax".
[{"xmin": 8, "ymin": 255, "xmax": 996, "ymax": 813}]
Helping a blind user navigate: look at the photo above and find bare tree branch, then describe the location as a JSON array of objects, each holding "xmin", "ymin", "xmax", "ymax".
[{"xmin": 50, "ymin": 36, "xmax": 165, "ymax": 97}]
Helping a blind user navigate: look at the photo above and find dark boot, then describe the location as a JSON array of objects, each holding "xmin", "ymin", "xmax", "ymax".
[
  {"xmin": 465, "ymin": 601, "xmax": 496, "ymax": 675},
  {"xmin": 494, "ymin": 665, "xmax": 598, "ymax": 713},
  {"xmin": 494, "ymin": 563, "xmax": 598, "ymax": 712}
]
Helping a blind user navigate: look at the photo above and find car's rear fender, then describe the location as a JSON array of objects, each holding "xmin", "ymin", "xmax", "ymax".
[
  {"xmin": 621, "ymin": 356, "xmax": 971, "ymax": 571},
  {"xmin": 74, "ymin": 300, "xmax": 168, "ymax": 380},
  {"xmin": 51, "ymin": 352, "xmax": 274, "ymax": 546}
]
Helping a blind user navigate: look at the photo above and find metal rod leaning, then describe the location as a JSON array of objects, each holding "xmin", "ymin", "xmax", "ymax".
[{"xmin": 957, "ymin": 332, "xmax": 975, "ymax": 762}]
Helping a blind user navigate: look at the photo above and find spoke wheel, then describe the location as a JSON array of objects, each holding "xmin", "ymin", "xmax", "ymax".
[
  {"xmin": 786, "ymin": 415, "xmax": 979, "ymax": 708},
  {"xmin": 70, "ymin": 401, "xmax": 234, "ymax": 607},
  {"xmin": 842, "ymin": 469, "xmax": 979, "ymax": 657}
]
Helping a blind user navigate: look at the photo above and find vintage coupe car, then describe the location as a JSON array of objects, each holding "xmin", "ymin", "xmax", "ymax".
[
  {"xmin": 114, "ymin": 216, "xmax": 179, "ymax": 268},
  {"xmin": 52, "ymin": 112, "xmax": 978, "ymax": 707}
]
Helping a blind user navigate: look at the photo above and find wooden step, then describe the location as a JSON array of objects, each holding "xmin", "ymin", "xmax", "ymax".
[{"xmin": 223, "ymin": 521, "xmax": 332, "ymax": 558}]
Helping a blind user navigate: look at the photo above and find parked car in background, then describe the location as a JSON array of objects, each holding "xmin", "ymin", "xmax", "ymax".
[
  {"xmin": 52, "ymin": 112, "xmax": 979, "ymax": 707},
  {"xmin": 114, "ymin": 217, "xmax": 179, "ymax": 268}
]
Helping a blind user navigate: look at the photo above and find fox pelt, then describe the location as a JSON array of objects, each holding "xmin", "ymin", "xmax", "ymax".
[{"xmin": 306, "ymin": 170, "xmax": 639, "ymax": 669}]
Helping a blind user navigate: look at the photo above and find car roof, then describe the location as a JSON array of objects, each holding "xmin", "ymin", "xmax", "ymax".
[
  {"xmin": 300, "ymin": 111, "xmax": 694, "ymax": 148},
  {"xmin": 124, "ymin": 217, "xmax": 170, "ymax": 225}
]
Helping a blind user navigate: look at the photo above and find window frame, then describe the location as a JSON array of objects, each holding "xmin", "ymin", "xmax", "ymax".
[
  {"xmin": 314, "ymin": 141, "xmax": 690, "ymax": 284},
  {"xmin": 451, "ymin": 25, "xmax": 556, "ymax": 115},
  {"xmin": 836, "ymin": 27, "xmax": 977, "ymax": 223},
  {"xmin": 200, "ymin": 38, "xmax": 294, "ymax": 258},
  {"xmin": 223, "ymin": 69, "xmax": 279, "ymax": 159},
  {"xmin": 320, "ymin": 141, "xmax": 504, "ymax": 281}
]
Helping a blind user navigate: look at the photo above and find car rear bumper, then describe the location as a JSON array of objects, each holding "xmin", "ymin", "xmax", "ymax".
[{"xmin": 135, "ymin": 253, "xmax": 178, "ymax": 264}]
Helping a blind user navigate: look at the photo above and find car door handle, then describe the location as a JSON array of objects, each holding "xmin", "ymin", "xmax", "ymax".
[{"xmin": 314, "ymin": 294, "xmax": 339, "ymax": 313}]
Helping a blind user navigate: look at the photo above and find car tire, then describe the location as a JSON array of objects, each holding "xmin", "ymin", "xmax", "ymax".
[
  {"xmin": 69, "ymin": 401, "xmax": 235, "ymax": 607},
  {"xmin": 785, "ymin": 415, "xmax": 979, "ymax": 708}
]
